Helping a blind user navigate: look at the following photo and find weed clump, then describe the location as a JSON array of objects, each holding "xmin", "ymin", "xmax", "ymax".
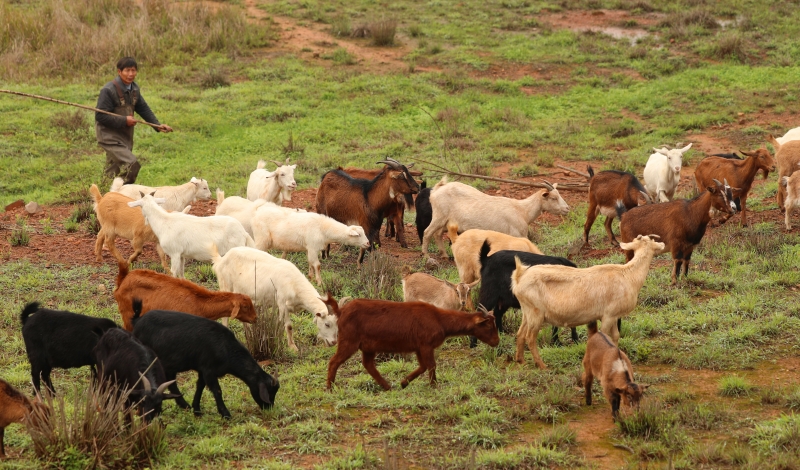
[
  {"xmin": 329, "ymin": 16, "xmax": 351, "ymax": 37},
  {"xmin": 200, "ymin": 68, "xmax": 231, "ymax": 89},
  {"xmin": 358, "ymin": 251, "xmax": 400, "ymax": 300},
  {"xmin": 369, "ymin": 18, "xmax": 398, "ymax": 46},
  {"xmin": 50, "ymin": 109, "xmax": 88, "ymax": 134},
  {"xmin": 243, "ymin": 306, "xmax": 287, "ymax": 361},
  {"xmin": 718, "ymin": 375, "xmax": 755, "ymax": 397},
  {"xmin": 9, "ymin": 217, "xmax": 31, "ymax": 246}
]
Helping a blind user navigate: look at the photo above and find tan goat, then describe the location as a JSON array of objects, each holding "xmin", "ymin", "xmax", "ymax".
[
  {"xmin": 769, "ymin": 136, "xmax": 800, "ymax": 211},
  {"xmin": 581, "ymin": 321, "xmax": 649, "ymax": 420},
  {"xmin": 91, "ymin": 185, "xmax": 190, "ymax": 271},
  {"xmin": 1, "ymin": 378, "xmax": 47, "ymax": 459},
  {"xmin": 782, "ymin": 166, "xmax": 800, "ymax": 230},
  {"xmin": 401, "ymin": 266, "xmax": 478, "ymax": 311},
  {"xmin": 447, "ymin": 223, "xmax": 543, "ymax": 284}
]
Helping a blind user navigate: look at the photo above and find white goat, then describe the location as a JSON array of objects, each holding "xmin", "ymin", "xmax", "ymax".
[
  {"xmin": 643, "ymin": 143, "xmax": 692, "ymax": 202},
  {"xmin": 111, "ymin": 177, "xmax": 212, "ymax": 212},
  {"xmin": 252, "ymin": 204, "xmax": 369, "ymax": 284},
  {"xmin": 782, "ymin": 164, "xmax": 800, "ymax": 230},
  {"xmin": 401, "ymin": 267, "xmax": 478, "ymax": 311},
  {"xmin": 511, "ymin": 234, "xmax": 664, "ymax": 369},
  {"xmin": 214, "ymin": 190, "xmax": 307, "ymax": 237},
  {"xmin": 422, "ymin": 177, "xmax": 569, "ymax": 258},
  {"xmin": 447, "ymin": 223, "xmax": 543, "ymax": 283},
  {"xmin": 246, "ymin": 159, "xmax": 297, "ymax": 203},
  {"xmin": 128, "ymin": 195, "xmax": 255, "ymax": 278},
  {"xmin": 211, "ymin": 246, "xmax": 346, "ymax": 352},
  {"xmin": 776, "ymin": 127, "xmax": 800, "ymax": 146}
]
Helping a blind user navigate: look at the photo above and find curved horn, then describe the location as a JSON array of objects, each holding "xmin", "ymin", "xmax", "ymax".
[
  {"xmin": 712, "ymin": 178, "xmax": 722, "ymax": 186},
  {"xmin": 636, "ymin": 234, "xmax": 643, "ymax": 240},
  {"xmin": 723, "ymin": 178, "xmax": 730, "ymax": 187},
  {"xmin": 285, "ymin": 157, "xmax": 290, "ymax": 164},
  {"xmin": 477, "ymin": 304, "xmax": 491, "ymax": 316},
  {"xmin": 647, "ymin": 234, "xmax": 661, "ymax": 239},
  {"xmin": 270, "ymin": 160, "xmax": 283, "ymax": 167},
  {"xmin": 376, "ymin": 159, "xmax": 401, "ymax": 170},
  {"xmin": 156, "ymin": 380, "xmax": 176, "ymax": 395},
  {"xmin": 139, "ymin": 372, "xmax": 152, "ymax": 392},
  {"xmin": 541, "ymin": 180, "xmax": 555, "ymax": 190}
]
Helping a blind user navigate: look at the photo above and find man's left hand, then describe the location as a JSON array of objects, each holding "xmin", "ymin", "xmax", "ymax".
[{"xmin": 158, "ymin": 124, "xmax": 173, "ymax": 133}]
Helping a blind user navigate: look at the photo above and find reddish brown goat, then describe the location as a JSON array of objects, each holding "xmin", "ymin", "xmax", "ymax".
[
  {"xmin": 0, "ymin": 379, "xmax": 47, "ymax": 459},
  {"xmin": 114, "ymin": 262, "xmax": 256, "ymax": 331},
  {"xmin": 619, "ymin": 179, "xmax": 737, "ymax": 284},
  {"xmin": 342, "ymin": 165, "xmax": 422, "ymax": 248},
  {"xmin": 326, "ymin": 299, "xmax": 499, "ymax": 390},
  {"xmin": 581, "ymin": 321, "xmax": 648, "ymax": 420},
  {"xmin": 583, "ymin": 166, "xmax": 651, "ymax": 247},
  {"xmin": 316, "ymin": 158, "xmax": 420, "ymax": 262},
  {"xmin": 694, "ymin": 148, "xmax": 775, "ymax": 226}
]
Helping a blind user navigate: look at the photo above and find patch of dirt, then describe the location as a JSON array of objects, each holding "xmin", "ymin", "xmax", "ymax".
[{"xmin": 541, "ymin": 9, "xmax": 662, "ymax": 45}]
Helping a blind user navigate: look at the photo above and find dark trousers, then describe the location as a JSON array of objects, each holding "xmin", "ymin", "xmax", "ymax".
[{"xmin": 100, "ymin": 142, "xmax": 141, "ymax": 184}]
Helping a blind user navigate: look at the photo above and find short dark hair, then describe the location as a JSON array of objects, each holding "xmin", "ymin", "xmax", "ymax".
[{"xmin": 116, "ymin": 57, "xmax": 138, "ymax": 71}]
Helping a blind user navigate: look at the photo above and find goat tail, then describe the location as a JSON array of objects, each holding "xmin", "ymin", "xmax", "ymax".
[
  {"xmin": 420, "ymin": 180, "xmax": 427, "ymax": 190},
  {"xmin": 131, "ymin": 298, "xmax": 143, "ymax": 325},
  {"xmin": 446, "ymin": 222, "xmax": 459, "ymax": 244},
  {"xmin": 109, "ymin": 177, "xmax": 125, "ymax": 192},
  {"xmin": 89, "ymin": 184, "xmax": 103, "ymax": 209},
  {"xmin": 116, "ymin": 261, "xmax": 129, "ymax": 290},
  {"xmin": 510, "ymin": 256, "xmax": 527, "ymax": 292},
  {"xmin": 432, "ymin": 175, "xmax": 448, "ymax": 191},
  {"xmin": 216, "ymin": 188, "xmax": 225, "ymax": 205},
  {"xmin": 478, "ymin": 240, "xmax": 491, "ymax": 270},
  {"xmin": 614, "ymin": 200, "xmax": 627, "ymax": 219},
  {"xmin": 20, "ymin": 302, "xmax": 40, "ymax": 326},
  {"xmin": 587, "ymin": 320, "xmax": 598, "ymax": 337},
  {"xmin": 781, "ymin": 176, "xmax": 789, "ymax": 188},
  {"xmin": 257, "ymin": 159, "xmax": 267, "ymax": 170},
  {"xmin": 587, "ymin": 165, "xmax": 594, "ymax": 180}
]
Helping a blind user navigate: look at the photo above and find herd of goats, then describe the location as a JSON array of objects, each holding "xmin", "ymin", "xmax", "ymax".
[{"xmin": 1, "ymin": 128, "xmax": 800, "ymax": 459}]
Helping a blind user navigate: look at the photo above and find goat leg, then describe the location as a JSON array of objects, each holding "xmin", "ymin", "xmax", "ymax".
[
  {"xmin": 0, "ymin": 427, "xmax": 5, "ymax": 459},
  {"xmin": 362, "ymin": 352, "xmax": 392, "ymax": 390},
  {"xmin": 168, "ymin": 377, "xmax": 190, "ymax": 409},
  {"xmin": 401, "ymin": 349, "xmax": 434, "ymax": 388},
  {"xmin": 192, "ymin": 374, "xmax": 206, "ymax": 416},
  {"xmin": 582, "ymin": 371, "xmax": 593, "ymax": 405},
  {"xmin": 571, "ymin": 327, "xmax": 579, "ymax": 343},
  {"xmin": 204, "ymin": 375, "xmax": 231, "ymax": 419},
  {"xmin": 604, "ymin": 216, "xmax": 620, "ymax": 246},
  {"xmin": 327, "ymin": 344, "xmax": 358, "ymax": 390}
]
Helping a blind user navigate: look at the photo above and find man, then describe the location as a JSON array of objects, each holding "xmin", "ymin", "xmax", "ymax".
[{"xmin": 95, "ymin": 57, "xmax": 172, "ymax": 184}]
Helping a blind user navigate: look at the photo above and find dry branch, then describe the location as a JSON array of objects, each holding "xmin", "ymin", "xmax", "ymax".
[
  {"xmin": 408, "ymin": 157, "xmax": 589, "ymax": 192},
  {"xmin": 556, "ymin": 164, "xmax": 591, "ymax": 180}
]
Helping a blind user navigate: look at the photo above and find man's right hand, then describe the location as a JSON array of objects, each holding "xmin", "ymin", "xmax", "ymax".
[{"xmin": 126, "ymin": 115, "xmax": 137, "ymax": 127}]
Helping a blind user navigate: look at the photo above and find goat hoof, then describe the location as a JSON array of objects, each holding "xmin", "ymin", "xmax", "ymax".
[{"xmin": 400, "ymin": 381, "xmax": 408, "ymax": 389}]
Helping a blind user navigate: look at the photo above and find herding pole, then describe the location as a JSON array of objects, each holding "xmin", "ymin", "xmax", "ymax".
[{"xmin": 0, "ymin": 89, "xmax": 164, "ymax": 130}]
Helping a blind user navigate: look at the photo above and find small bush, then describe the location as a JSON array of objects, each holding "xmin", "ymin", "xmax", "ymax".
[
  {"xmin": 537, "ymin": 425, "xmax": 576, "ymax": 449},
  {"xmin": 512, "ymin": 164, "xmax": 539, "ymax": 177},
  {"xmin": 358, "ymin": 251, "xmax": 400, "ymax": 300},
  {"xmin": 50, "ymin": 109, "xmax": 88, "ymax": 134},
  {"xmin": 408, "ymin": 24, "xmax": 423, "ymax": 37},
  {"xmin": 659, "ymin": 9, "xmax": 719, "ymax": 30},
  {"xmin": 718, "ymin": 375, "xmax": 754, "ymax": 397},
  {"xmin": 329, "ymin": 47, "xmax": 356, "ymax": 65},
  {"xmin": 761, "ymin": 384, "xmax": 783, "ymax": 405},
  {"xmin": 9, "ymin": 217, "xmax": 31, "ymax": 246},
  {"xmin": 244, "ymin": 306, "xmax": 288, "ymax": 361},
  {"xmin": 200, "ymin": 68, "xmax": 231, "ymax": 89},
  {"xmin": 329, "ymin": 16, "xmax": 351, "ymax": 37},
  {"xmin": 784, "ymin": 387, "xmax": 800, "ymax": 411},
  {"xmin": 616, "ymin": 400, "xmax": 677, "ymax": 440},
  {"xmin": 710, "ymin": 32, "xmax": 747, "ymax": 61},
  {"xmin": 369, "ymin": 18, "xmax": 397, "ymax": 46}
]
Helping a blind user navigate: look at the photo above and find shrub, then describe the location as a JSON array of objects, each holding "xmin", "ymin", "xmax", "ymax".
[
  {"xmin": 718, "ymin": 375, "xmax": 754, "ymax": 397},
  {"xmin": 9, "ymin": 217, "xmax": 31, "ymax": 246},
  {"xmin": 329, "ymin": 47, "xmax": 356, "ymax": 65},
  {"xmin": 369, "ymin": 18, "xmax": 397, "ymax": 46},
  {"xmin": 407, "ymin": 24, "xmax": 423, "ymax": 37},
  {"xmin": 709, "ymin": 32, "xmax": 747, "ymax": 61},
  {"xmin": 200, "ymin": 68, "xmax": 231, "ymax": 89},
  {"xmin": 26, "ymin": 382, "xmax": 167, "ymax": 469},
  {"xmin": 358, "ymin": 251, "xmax": 400, "ymax": 300},
  {"xmin": 750, "ymin": 414, "xmax": 800, "ymax": 455},
  {"xmin": 243, "ymin": 306, "xmax": 287, "ymax": 361},
  {"xmin": 50, "ymin": 109, "xmax": 88, "ymax": 134},
  {"xmin": 616, "ymin": 400, "xmax": 677, "ymax": 440},
  {"xmin": 329, "ymin": 16, "xmax": 351, "ymax": 37}
]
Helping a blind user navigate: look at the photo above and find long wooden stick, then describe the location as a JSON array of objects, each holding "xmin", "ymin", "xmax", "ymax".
[
  {"xmin": 0, "ymin": 89, "xmax": 163, "ymax": 129},
  {"xmin": 408, "ymin": 156, "xmax": 589, "ymax": 192},
  {"xmin": 556, "ymin": 164, "xmax": 591, "ymax": 180}
]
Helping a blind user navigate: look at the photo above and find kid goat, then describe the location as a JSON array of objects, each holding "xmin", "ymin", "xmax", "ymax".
[
  {"xmin": 114, "ymin": 261, "xmax": 257, "ymax": 331},
  {"xmin": 111, "ymin": 176, "xmax": 211, "ymax": 212},
  {"xmin": 327, "ymin": 300, "xmax": 499, "ymax": 390},
  {"xmin": 246, "ymin": 158, "xmax": 297, "ymax": 203},
  {"xmin": 619, "ymin": 179, "xmax": 737, "ymax": 284},
  {"xmin": 582, "ymin": 320, "xmax": 648, "ymax": 420},
  {"xmin": 0, "ymin": 379, "xmax": 47, "ymax": 459},
  {"xmin": 511, "ymin": 235, "xmax": 664, "ymax": 369},
  {"xmin": 401, "ymin": 266, "xmax": 477, "ymax": 311},
  {"xmin": 582, "ymin": 166, "xmax": 651, "ymax": 247},
  {"xmin": 642, "ymin": 143, "xmax": 692, "ymax": 202},
  {"xmin": 448, "ymin": 222, "xmax": 543, "ymax": 284}
]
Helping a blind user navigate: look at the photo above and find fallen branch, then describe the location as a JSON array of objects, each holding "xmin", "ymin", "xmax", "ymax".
[
  {"xmin": 409, "ymin": 156, "xmax": 589, "ymax": 192},
  {"xmin": 612, "ymin": 443, "xmax": 635, "ymax": 454},
  {"xmin": 556, "ymin": 164, "xmax": 591, "ymax": 180}
]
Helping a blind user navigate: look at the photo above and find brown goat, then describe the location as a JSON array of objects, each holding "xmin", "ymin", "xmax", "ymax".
[
  {"xmin": 769, "ymin": 136, "xmax": 800, "ymax": 211},
  {"xmin": 583, "ymin": 166, "xmax": 651, "ymax": 247},
  {"xmin": 0, "ymin": 379, "xmax": 46, "ymax": 459},
  {"xmin": 114, "ymin": 261, "xmax": 256, "ymax": 331},
  {"xmin": 326, "ymin": 299, "xmax": 499, "ymax": 390},
  {"xmin": 343, "ymin": 165, "xmax": 422, "ymax": 248},
  {"xmin": 91, "ymin": 184, "xmax": 190, "ymax": 271},
  {"xmin": 316, "ymin": 158, "xmax": 420, "ymax": 262},
  {"xmin": 619, "ymin": 179, "xmax": 737, "ymax": 284},
  {"xmin": 581, "ymin": 321, "xmax": 648, "ymax": 420},
  {"xmin": 694, "ymin": 148, "xmax": 775, "ymax": 226}
]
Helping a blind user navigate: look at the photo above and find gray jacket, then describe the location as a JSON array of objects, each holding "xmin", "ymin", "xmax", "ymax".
[{"xmin": 95, "ymin": 77, "xmax": 161, "ymax": 148}]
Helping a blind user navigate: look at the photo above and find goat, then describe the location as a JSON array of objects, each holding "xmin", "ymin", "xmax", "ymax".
[
  {"xmin": 93, "ymin": 328, "xmax": 179, "ymax": 423},
  {"xmin": 583, "ymin": 166, "xmax": 651, "ymax": 247},
  {"xmin": 111, "ymin": 177, "xmax": 211, "ymax": 212},
  {"xmin": 694, "ymin": 148, "xmax": 774, "ymax": 225},
  {"xmin": 215, "ymin": 190, "xmax": 306, "ymax": 237},
  {"xmin": 90, "ymin": 184, "xmax": 190, "ymax": 271},
  {"xmin": 252, "ymin": 204, "xmax": 370, "ymax": 285},
  {"xmin": 343, "ymin": 165, "xmax": 422, "ymax": 248},
  {"xmin": 246, "ymin": 158, "xmax": 297, "ymax": 203},
  {"xmin": 131, "ymin": 301, "xmax": 279, "ymax": 418},
  {"xmin": 776, "ymin": 126, "xmax": 800, "ymax": 146},
  {"xmin": 511, "ymin": 235, "xmax": 664, "ymax": 369},
  {"xmin": 619, "ymin": 179, "xmax": 737, "ymax": 284},
  {"xmin": 415, "ymin": 181, "xmax": 431, "ymax": 243},
  {"xmin": 401, "ymin": 266, "xmax": 478, "ymax": 311},
  {"xmin": 782, "ymin": 166, "xmax": 800, "ymax": 230},
  {"xmin": 316, "ymin": 158, "xmax": 420, "ymax": 262},
  {"xmin": 423, "ymin": 178, "xmax": 569, "ymax": 258},
  {"xmin": 211, "ymin": 246, "xmax": 344, "ymax": 352},
  {"xmin": 475, "ymin": 241, "xmax": 578, "ymax": 348},
  {"xmin": 326, "ymin": 300, "xmax": 499, "ymax": 390},
  {"xmin": 114, "ymin": 261, "xmax": 256, "ymax": 331},
  {"xmin": 128, "ymin": 194, "xmax": 255, "ymax": 278},
  {"xmin": 0, "ymin": 379, "xmax": 47, "ymax": 459},
  {"xmin": 769, "ymin": 136, "xmax": 800, "ymax": 211},
  {"xmin": 582, "ymin": 321, "xmax": 648, "ymax": 420},
  {"xmin": 447, "ymin": 222, "xmax": 543, "ymax": 283},
  {"xmin": 20, "ymin": 302, "xmax": 118, "ymax": 393},
  {"xmin": 643, "ymin": 143, "xmax": 692, "ymax": 202}
]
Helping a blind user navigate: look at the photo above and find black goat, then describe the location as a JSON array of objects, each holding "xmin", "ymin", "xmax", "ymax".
[
  {"xmin": 415, "ymin": 181, "xmax": 432, "ymax": 243},
  {"xmin": 93, "ymin": 328, "xmax": 180, "ymax": 423},
  {"xmin": 472, "ymin": 242, "xmax": 579, "ymax": 348},
  {"xmin": 711, "ymin": 152, "xmax": 743, "ymax": 160},
  {"xmin": 131, "ymin": 300, "xmax": 279, "ymax": 419},
  {"xmin": 20, "ymin": 302, "xmax": 118, "ymax": 393}
]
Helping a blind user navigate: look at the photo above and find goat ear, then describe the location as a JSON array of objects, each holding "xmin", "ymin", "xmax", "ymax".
[
  {"xmin": 348, "ymin": 228, "xmax": 359, "ymax": 237},
  {"xmin": 706, "ymin": 185, "xmax": 716, "ymax": 193},
  {"xmin": 139, "ymin": 191, "xmax": 146, "ymax": 198},
  {"xmin": 149, "ymin": 191, "xmax": 157, "ymax": 197},
  {"xmin": 315, "ymin": 312, "xmax": 323, "ymax": 318},
  {"xmin": 390, "ymin": 171, "xmax": 402, "ymax": 179},
  {"xmin": 230, "ymin": 301, "xmax": 240, "ymax": 319},
  {"xmin": 467, "ymin": 280, "xmax": 480, "ymax": 289},
  {"xmin": 259, "ymin": 382, "xmax": 273, "ymax": 405},
  {"xmin": 639, "ymin": 384, "xmax": 650, "ymax": 392},
  {"xmin": 541, "ymin": 190, "xmax": 550, "ymax": 198}
]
